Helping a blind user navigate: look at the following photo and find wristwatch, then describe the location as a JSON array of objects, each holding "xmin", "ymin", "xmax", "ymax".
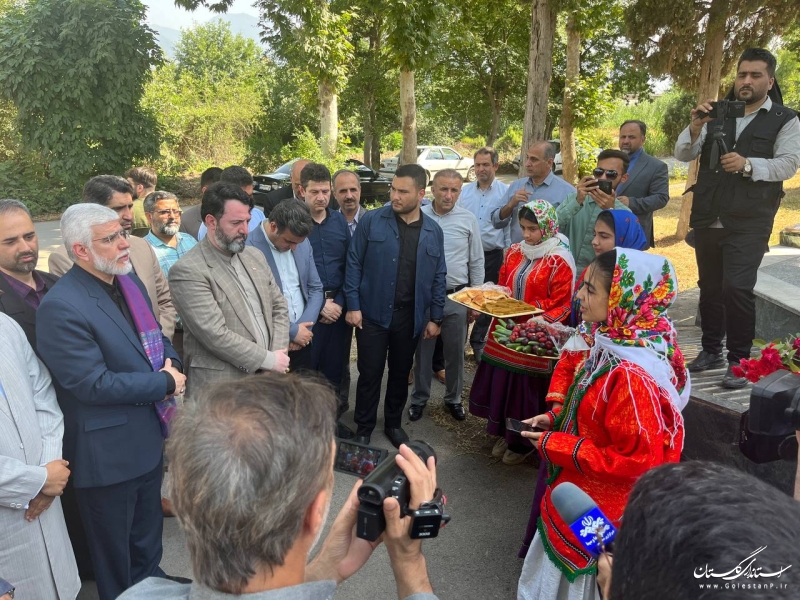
[
  {"xmin": 431, "ymin": 318, "xmax": 443, "ymax": 326},
  {"xmin": 743, "ymin": 159, "xmax": 753, "ymax": 178}
]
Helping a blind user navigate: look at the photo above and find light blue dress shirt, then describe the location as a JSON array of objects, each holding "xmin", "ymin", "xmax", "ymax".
[
  {"xmin": 265, "ymin": 237, "xmax": 305, "ymax": 323},
  {"xmin": 458, "ymin": 179, "xmax": 510, "ymax": 251},
  {"xmin": 491, "ymin": 172, "xmax": 576, "ymax": 244}
]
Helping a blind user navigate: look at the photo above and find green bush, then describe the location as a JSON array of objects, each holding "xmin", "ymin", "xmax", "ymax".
[
  {"xmin": 495, "ymin": 125, "xmax": 523, "ymax": 155},
  {"xmin": 0, "ymin": 156, "xmax": 75, "ymax": 216},
  {"xmin": 661, "ymin": 90, "xmax": 696, "ymax": 147},
  {"xmin": 381, "ymin": 131, "xmax": 403, "ymax": 151},
  {"xmin": 643, "ymin": 128, "xmax": 671, "ymax": 158},
  {"xmin": 279, "ymin": 127, "xmax": 349, "ymax": 175},
  {"xmin": 459, "ymin": 134, "xmax": 486, "ymax": 149},
  {"xmin": 574, "ymin": 132, "xmax": 600, "ymax": 178}
]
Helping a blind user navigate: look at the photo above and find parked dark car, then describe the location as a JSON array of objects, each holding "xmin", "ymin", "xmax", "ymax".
[{"xmin": 252, "ymin": 158, "xmax": 391, "ymax": 207}]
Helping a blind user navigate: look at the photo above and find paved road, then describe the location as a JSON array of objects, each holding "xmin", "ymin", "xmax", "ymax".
[
  {"xmin": 76, "ymin": 365, "xmax": 535, "ymax": 599},
  {"xmin": 34, "ymin": 219, "xmax": 62, "ymax": 273}
]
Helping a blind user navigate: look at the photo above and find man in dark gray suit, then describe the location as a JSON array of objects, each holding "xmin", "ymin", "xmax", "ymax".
[
  {"xmin": 615, "ymin": 120, "xmax": 670, "ymax": 248},
  {"xmin": 246, "ymin": 200, "xmax": 323, "ymax": 372}
]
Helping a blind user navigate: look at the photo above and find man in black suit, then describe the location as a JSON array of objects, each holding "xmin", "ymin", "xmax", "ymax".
[
  {"xmin": 37, "ymin": 203, "xmax": 186, "ymax": 600},
  {"xmin": 0, "ymin": 199, "xmax": 58, "ymax": 353},
  {"xmin": 615, "ymin": 120, "xmax": 670, "ymax": 248},
  {"xmin": 262, "ymin": 158, "xmax": 310, "ymax": 217}
]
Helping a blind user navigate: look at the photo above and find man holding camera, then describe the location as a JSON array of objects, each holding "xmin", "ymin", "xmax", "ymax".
[
  {"xmin": 555, "ymin": 149, "xmax": 632, "ymax": 272},
  {"xmin": 675, "ymin": 48, "xmax": 800, "ymax": 388},
  {"xmin": 117, "ymin": 374, "xmax": 440, "ymax": 600}
]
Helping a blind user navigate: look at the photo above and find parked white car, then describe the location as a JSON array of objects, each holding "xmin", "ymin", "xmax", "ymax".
[{"xmin": 379, "ymin": 146, "xmax": 476, "ymax": 183}]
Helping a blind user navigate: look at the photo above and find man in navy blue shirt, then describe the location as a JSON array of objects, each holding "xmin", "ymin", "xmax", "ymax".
[
  {"xmin": 345, "ymin": 164, "xmax": 446, "ymax": 447},
  {"xmin": 299, "ymin": 163, "xmax": 354, "ymax": 437}
]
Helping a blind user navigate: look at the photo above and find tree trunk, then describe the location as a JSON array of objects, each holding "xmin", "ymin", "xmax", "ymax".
[
  {"xmin": 319, "ymin": 79, "xmax": 338, "ymax": 157},
  {"xmin": 399, "ymin": 67, "xmax": 417, "ymax": 166},
  {"xmin": 487, "ymin": 92, "xmax": 501, "ymax": 146},
  {"xmin": 521, "ymin": 0, "xmax": 557, "ymax": 177},
  {"xmin": 372, "ymin": 128, "xmax": 381, "ymax": 169},
  {"xmin": 363, "ymin": 94, "xmax": 374, "ymax": 167},
  {"xmin": 676, "ymin": 0, "xmax": 727, "ymax": 238},
  {"xmin": 559, "ymin": 15, "xmax": 580, "ymax": 184}
]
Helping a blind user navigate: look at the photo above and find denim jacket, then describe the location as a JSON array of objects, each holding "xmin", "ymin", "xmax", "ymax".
[{"xmin": 345, "ymin": 205, "xmax": 446, "ymax": 338}]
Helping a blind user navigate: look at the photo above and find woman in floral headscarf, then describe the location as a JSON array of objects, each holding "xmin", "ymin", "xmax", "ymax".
[
  {"xmin": 469, "ymin": 199, "xmax": 576, "ymax": 465},
  {"xmin": 517, "ymin": 248, "xmax": 688, "ymax": 600}
]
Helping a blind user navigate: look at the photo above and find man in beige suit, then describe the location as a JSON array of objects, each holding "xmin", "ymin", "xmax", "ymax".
[
  {"xmin": 49, "ymin": 175, "xmax": 177, "ymax": 340},
  {"xmin": 0, "ymin": 313, "xmax": 80, "ymax": 600},
  {"xmin": 169, "ymin": 182, "xmax": 290, "ymax": 399}
]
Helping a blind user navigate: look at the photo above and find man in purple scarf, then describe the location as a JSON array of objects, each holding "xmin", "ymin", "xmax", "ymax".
[{"xmin": 37, "ymin": 204, "xmax": 186, "ymax": 600}]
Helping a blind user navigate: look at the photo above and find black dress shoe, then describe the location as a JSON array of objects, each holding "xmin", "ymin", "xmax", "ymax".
[
  {"xmin": 447, "ymin": 403, "xmax": 466, "ymax": 421},
  {"xmin": 408, "ymin": 404, "xmax": 425, "ymax": 421},
  {"xmin": 687, "ymin": 350, "xmax": 725, "ymax": 372},
  {"xmin": 384, "ymin": 427, "xmax": 410, "ymax": 448},
  {"xmin": 337, "ymin": 421, "xmax": 355, "ymax": 439},
  {"xmin": 721, "ymin": 363, "xmax": 748, "ymax": 389},
  {"xmin": 354, "ymin": 434, "xmax": 371, "ymax": 445}
]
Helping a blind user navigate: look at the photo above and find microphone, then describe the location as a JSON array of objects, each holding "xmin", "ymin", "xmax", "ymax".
[{"xmin": 551, "ymin": 482, "xmax": 617, "ymax": 557}]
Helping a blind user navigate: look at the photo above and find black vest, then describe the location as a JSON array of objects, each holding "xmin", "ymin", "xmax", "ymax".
[{"xmin": 691, "ymin": 101, "xmax": 796, "ymax": 234}]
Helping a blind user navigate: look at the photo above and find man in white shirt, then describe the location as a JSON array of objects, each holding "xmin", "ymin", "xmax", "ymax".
[
  {"xmin": 409, "ymin": 169, "xmax": 484, "ymax": 422},
  {"xmin": 458, "ymin": 147, "xmax": 509, "ymax": 359},
  {"xmin": 246, "ymin": 200, "xmax": 324, "ymax": 371}
]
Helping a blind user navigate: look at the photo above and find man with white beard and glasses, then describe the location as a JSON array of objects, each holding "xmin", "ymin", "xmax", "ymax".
[
  {"xmin": 37, "ymin": 203, "xmax": 186, "ymax": 600},
  {"xmin": 168, "ymin": 182, "xmax": 290, "ymax": 400}
]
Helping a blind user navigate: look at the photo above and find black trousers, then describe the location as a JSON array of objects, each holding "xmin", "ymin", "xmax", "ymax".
[
  {"xmin": 338, "ymin": 326, "xmax": 354, "ymax": 416},
  {"xmin": 470, "ymin": 248, "xmax": 505, "ymax": 345},
  {"xmin": 310, "ymin": 315, "xmax": 350, "ymax": 389},
  {"xmin": 289, "ymin": 342, "xmax": 313, "ymax": 372},
  {"xmin": 354, "ymin": 307, "xmax": 418, "ymax": 435},
  {"xmin": 75, "ymin": 458, "xmax": 165, "ymax": 600},
  {"xmin": 694, "ymin": 227, "xmax": 769, "ymax": 363}
]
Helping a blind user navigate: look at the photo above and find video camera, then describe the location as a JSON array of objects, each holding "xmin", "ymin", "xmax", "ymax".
[
  {"xmin": 741, "ymin": 371, "xmax": 800, "ymax": 463},
  {"xmin": 697, "ymin": 99, "xmax": 746, "ymax": 120},
  {"xmin": 355, "ymin": 440, "xmax": 450, "ymax": 542}
]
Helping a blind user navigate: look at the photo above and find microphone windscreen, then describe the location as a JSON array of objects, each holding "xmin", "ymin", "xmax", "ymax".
[
  {"xmin": 551, "ymin": 482, "xmax": 595, "ymax": 523},
  {"xmin": 551, "ymin": 481, "xmax": 616, "ymax": 557}
]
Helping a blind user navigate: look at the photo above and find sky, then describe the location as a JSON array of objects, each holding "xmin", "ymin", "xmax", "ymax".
[{"xmin": 144, "ymin": 0, "xmax": 259, "ymax": 29}]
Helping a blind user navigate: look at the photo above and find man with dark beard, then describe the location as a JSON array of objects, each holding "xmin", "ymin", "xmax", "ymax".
[
  {"xmin": 0, "ymin": 198, "xmax": 58, "ymax": 353},
  {"xmin": 168, "ymin": 182, "xmax": 291, "ymax": 400}
]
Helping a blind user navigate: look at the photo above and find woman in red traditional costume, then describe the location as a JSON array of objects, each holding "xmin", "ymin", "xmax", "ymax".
[
  {"xmin": 517, "ymin": 248, "xmax": 688, "ymax": 599},
  {"xmin": 469, "ymin": 199, "xmax": 575, "ymax": 465}
]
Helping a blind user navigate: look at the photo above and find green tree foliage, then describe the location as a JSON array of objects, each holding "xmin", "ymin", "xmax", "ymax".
[
  {"xmin": 0, "ymin": 0, "xmax": 162, "ymax": 189},
  {"xmin": 625, "ymin": 0, "xmax": 800, "ymax": 96},
  {"xmin": 174, "ymin": 19, "xmax": 263, "ymax": 88},
  {"xmin": 142, "ymin": 21, "xmax": 265, "ymax": 175}
]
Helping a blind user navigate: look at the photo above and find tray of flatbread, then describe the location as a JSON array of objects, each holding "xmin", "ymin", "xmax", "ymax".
[{"xmin": 449, "ymin": 287, "xmax": 543, "ymax": 318}]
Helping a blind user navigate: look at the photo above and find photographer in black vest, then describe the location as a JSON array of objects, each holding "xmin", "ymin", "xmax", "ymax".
[{"xmin": 675, "ymin": 48, "xmax": 800, "ymax": 389}]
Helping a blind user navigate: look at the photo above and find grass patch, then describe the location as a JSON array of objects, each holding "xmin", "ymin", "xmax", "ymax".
[{"xmin": 653, "ymin": 172, "xmax": 800, "ymax": 290}]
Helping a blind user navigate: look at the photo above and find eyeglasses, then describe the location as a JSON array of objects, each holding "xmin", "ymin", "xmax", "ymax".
[
  {"xmin": 593, "ymin": 168, "xmax": 618, "ymax": 179},
  {"xmin": 154, "ymin": 209, "xmax": 183, "ymax": 216},
  {"xmin": 92, "ymin": 229, "xmax": 130, "ymax": 245}
]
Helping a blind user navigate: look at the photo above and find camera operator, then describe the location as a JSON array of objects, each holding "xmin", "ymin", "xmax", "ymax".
[
  {"xmin": 118, "ymin": 374, "xmax": 440, "ymax": 600},
  {"xmin": 675, "ymin": 48, "xmax": 800, "ymax": 389}
]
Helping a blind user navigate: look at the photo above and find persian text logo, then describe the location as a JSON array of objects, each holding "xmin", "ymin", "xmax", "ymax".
[
  {"xmin": 694, "ymin": 546, "xmax": 791, "ymax": 587},
  {"xmin": 579, "ymin": 515, "xmax": 610, "ymax": 540}
]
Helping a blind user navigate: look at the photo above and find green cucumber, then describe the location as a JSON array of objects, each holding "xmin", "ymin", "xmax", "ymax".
[{"xmin": 494, "ymin": 325, "xmax": 512, "ymax": 335}]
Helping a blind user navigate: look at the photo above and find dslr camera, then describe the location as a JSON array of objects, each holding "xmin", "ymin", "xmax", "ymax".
[{"xmin": 356, "ymin": 441, "xmax": 450, "ymax": 542}]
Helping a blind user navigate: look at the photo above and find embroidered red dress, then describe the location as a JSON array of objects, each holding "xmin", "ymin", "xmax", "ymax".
[
  {"xmin": 535, "ymin": 358, "xmax": 684, "ymax": 580},
  {"xmin": 469, "ymin": 244, "xmax": 573, "ymax": 448}
]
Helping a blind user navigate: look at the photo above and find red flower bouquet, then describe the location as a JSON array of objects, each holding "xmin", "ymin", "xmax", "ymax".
[{"xmin": 732, "ymin": 334, "xmax": 800, "ymax": 383}]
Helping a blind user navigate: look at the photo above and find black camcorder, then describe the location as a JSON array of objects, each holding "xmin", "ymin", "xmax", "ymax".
[
  {"xmin": 698, "ymin": 99, "xmax": 746, "ymax": 120},
  {"xmin": 740, "ymin": 371, "xmax": 800, "ymax": 463},
  {"xmin": 356, "ymin": 441, "xmax": 450, "ymax": 542}
]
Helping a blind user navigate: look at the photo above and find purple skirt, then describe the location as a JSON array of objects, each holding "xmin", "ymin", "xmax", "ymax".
[
  {"xmin": 469, "ymin": 361, "xmax": 550, "ymax": 453},
  {"xmin": 518, "ymin": 462, "xmax": 549, "ymax": 558}
]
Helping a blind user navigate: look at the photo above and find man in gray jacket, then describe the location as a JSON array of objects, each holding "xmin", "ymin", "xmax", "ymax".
[
  {"xmin": 615, "ymin": 120, "xmax": 670, "ymax": 248},
  {"xmin": 117, "ymin": 374, "xmax": 441, "ymax": 600}
]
